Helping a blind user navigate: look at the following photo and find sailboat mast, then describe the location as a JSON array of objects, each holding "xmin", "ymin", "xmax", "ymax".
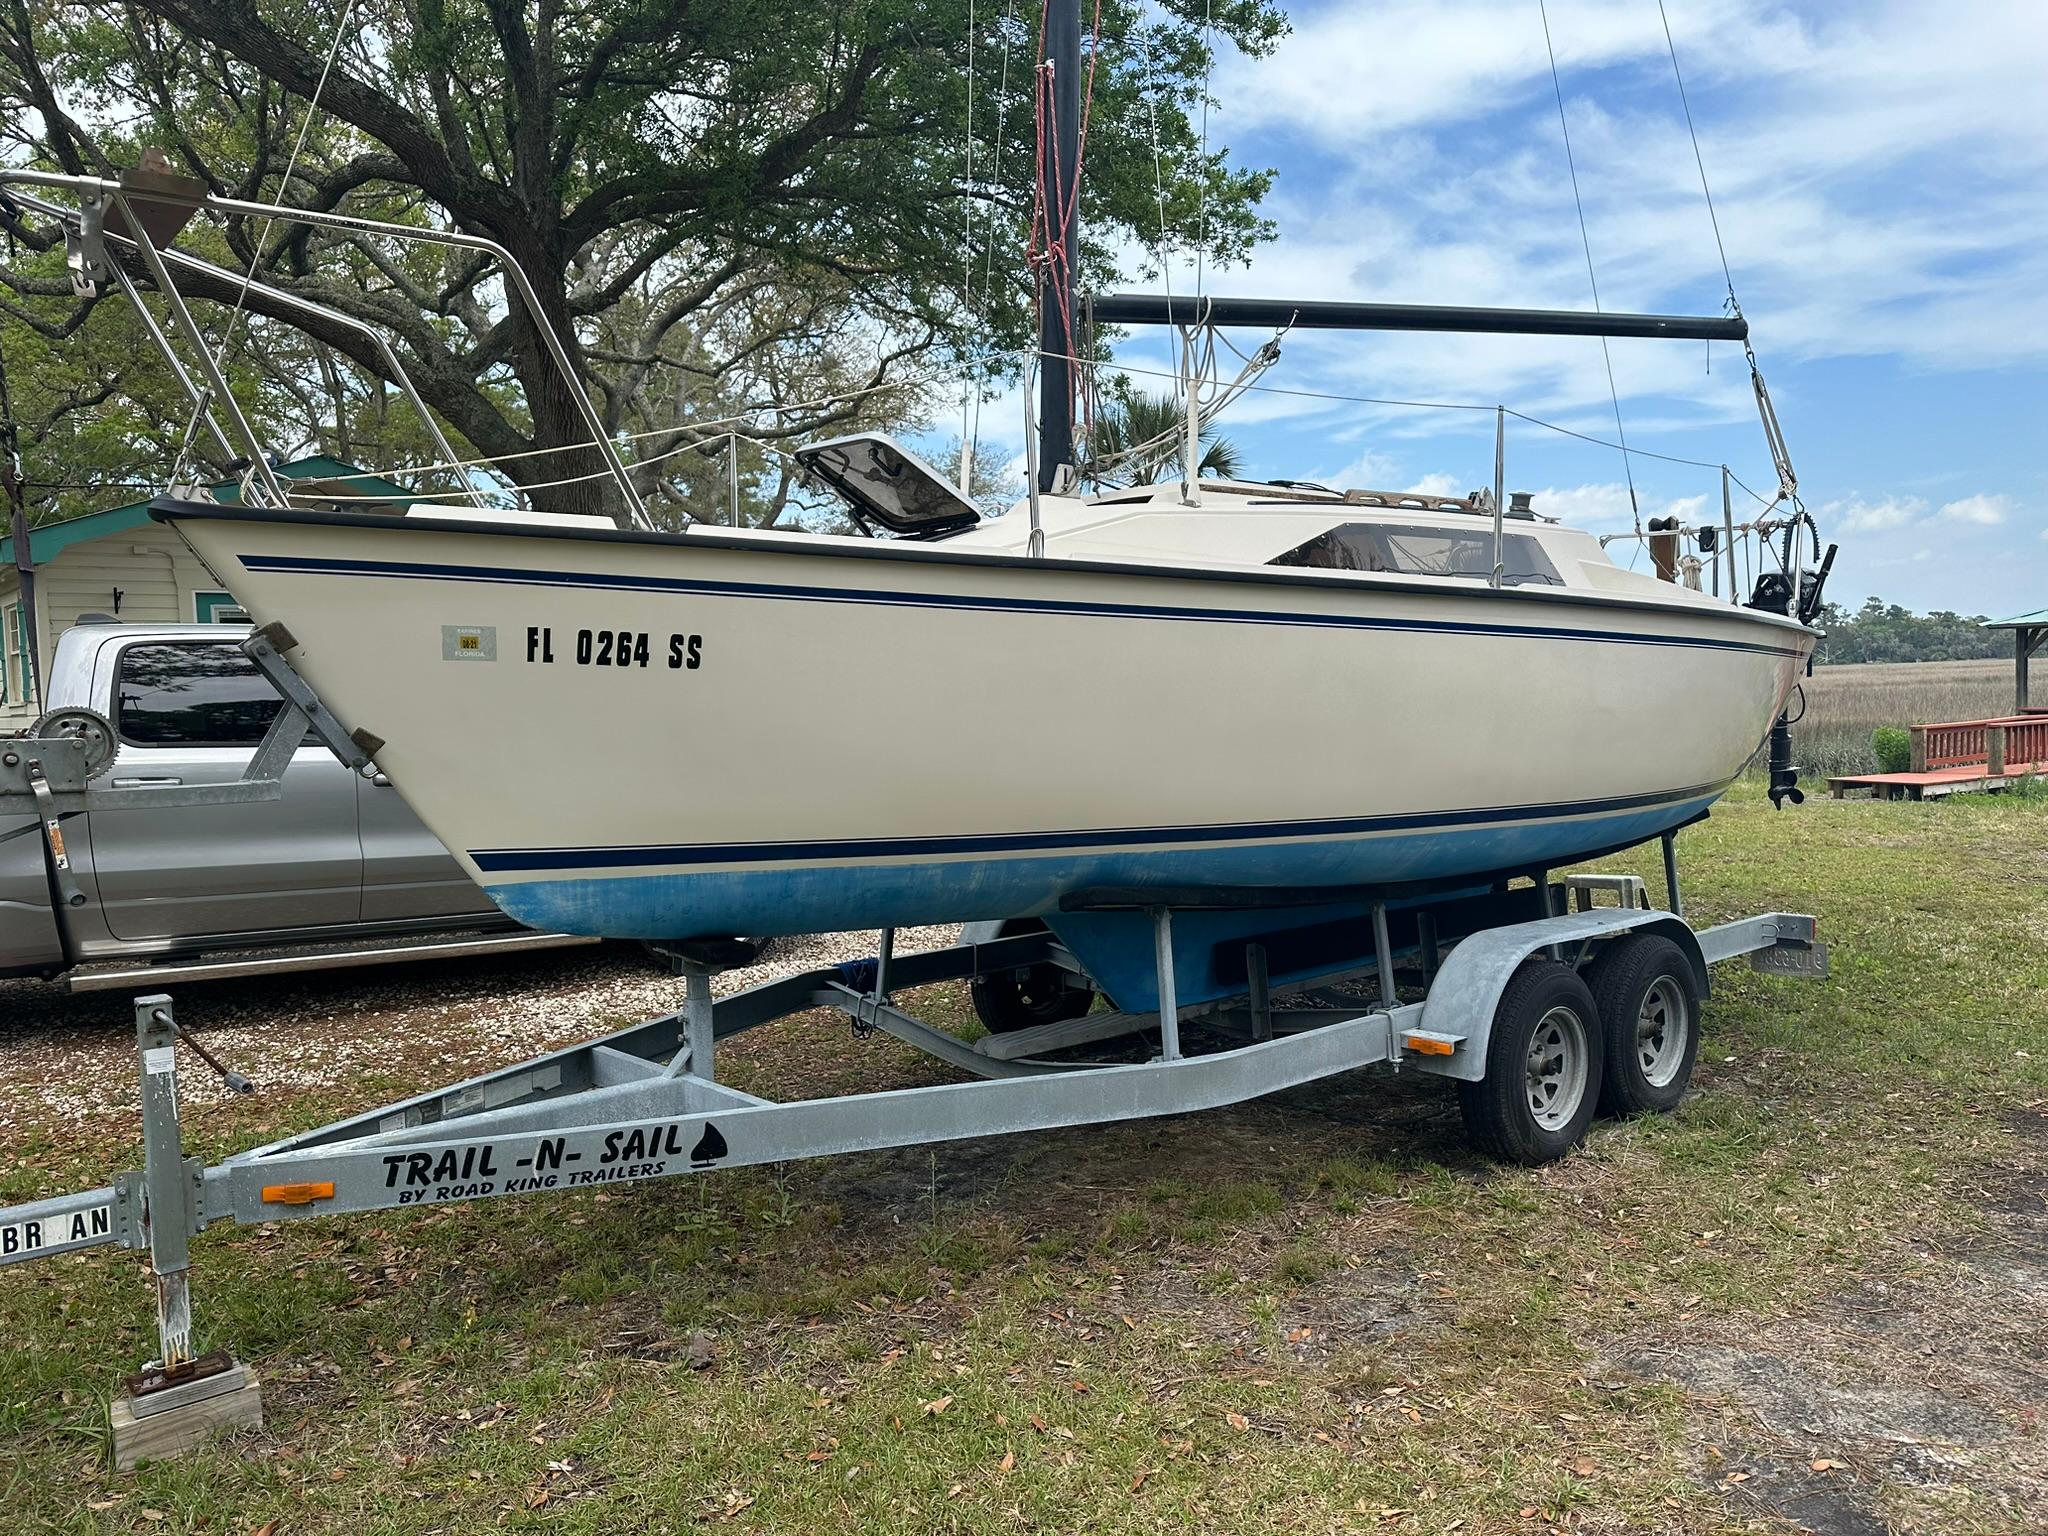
[{"xmin": 1036, "ymin": 0, "xmax": 1081, "ymax": 492}]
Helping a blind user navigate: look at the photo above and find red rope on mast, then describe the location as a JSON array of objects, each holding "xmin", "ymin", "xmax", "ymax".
[{"xmin": 1026, "ymin": 0, "xmax": 1102, "ymax": 439}]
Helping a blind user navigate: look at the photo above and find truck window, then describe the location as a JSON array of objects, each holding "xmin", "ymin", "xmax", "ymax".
[{"xmin": 116, "ymin": 642, "xmax": 287, "ymax": 748}]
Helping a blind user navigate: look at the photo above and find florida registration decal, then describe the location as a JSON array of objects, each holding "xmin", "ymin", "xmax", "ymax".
[{"xmin": 525, "ymin": 626, "xmax": 702, "ymax": 670}]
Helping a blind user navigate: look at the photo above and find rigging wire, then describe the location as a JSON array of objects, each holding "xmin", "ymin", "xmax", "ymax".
[
  {"xmin": 1656, "ymin": 0, "xmax": 1800, "ymax": 573},
  {"xmin": 272, "ymin": 337, "xmax": 1777, "ymax": 506},
  {"xmin": 1536, "ymin": 0, "xmax": 1643, "ymax": 550},
  {"xmin": 956, "ymin": 0, "xmax": 978, "ymax": 488},
  {"xmin": 170, "ymin": 0, "xmax": 360, "ymax": 492},
  {"xmin": 1194, "ymin": 0, "xmax": 1213, "ymax": 302},
  {"xmin": 960, "ymin": 0, "xmax": 1021, "ymax": 493},
  {"xmin": 1657, "ymin": 0, "xmax": 1736, "ymax": 311}
]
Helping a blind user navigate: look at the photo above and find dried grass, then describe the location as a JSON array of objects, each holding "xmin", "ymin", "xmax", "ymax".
[{"xmin": 1792, "ymin": 658, "xmax": 2015, "ymax": 776}]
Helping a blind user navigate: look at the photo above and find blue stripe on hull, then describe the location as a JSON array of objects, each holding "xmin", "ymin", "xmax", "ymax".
[
  {"xmin": 236, "ymin": 551, "xmax": 1806, "ymax": 658},
  {"xmin": 481, "ymin": 792, "xmax": 1721, "ymax": 941}
]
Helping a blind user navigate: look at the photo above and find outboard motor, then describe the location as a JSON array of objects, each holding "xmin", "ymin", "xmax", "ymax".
[
  {"xmin": 1746, "ymin": 530, "xmax": 1838, "ymax": 810},
  {"xmin": 1764, "ymin": 716, "xmax": 1803, "ymax": 808}
]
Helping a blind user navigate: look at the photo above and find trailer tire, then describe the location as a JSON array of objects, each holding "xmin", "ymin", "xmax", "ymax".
[
  {"xmin": 1457, "ymin": 958, "xmax": 1604, "ymax": 1166},
  {"xmin": 1587, "ymin": 934, "xmax": 1700, "ymax": 1117},
  {"xmin": 970, "ymin": 920, "xmax": 1093, "ymax": 1035}
]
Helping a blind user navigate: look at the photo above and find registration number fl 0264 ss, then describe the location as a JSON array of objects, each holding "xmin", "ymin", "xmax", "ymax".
[{"xmin": 525, "ymin": 627, "xmax": 703, "ymax": 670}]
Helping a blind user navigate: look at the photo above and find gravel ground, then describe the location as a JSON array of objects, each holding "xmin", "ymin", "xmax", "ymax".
[{"xmin": 0, "ymin": 926, "xmax": 959, "ymax": 1135}]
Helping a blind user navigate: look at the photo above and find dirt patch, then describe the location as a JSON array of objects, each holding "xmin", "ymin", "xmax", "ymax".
[{"xmin": 1605, "ymin": 1117, "xmax": 2048, "ymax": 1533}]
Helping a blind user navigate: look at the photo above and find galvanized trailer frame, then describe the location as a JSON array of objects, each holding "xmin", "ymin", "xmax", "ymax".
[{"xmin": 0, "ymin": 892, "xmax": 1824, "ymax": 1312}]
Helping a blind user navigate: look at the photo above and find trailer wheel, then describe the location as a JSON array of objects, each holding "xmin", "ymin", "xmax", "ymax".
[
  {"xmin": 1587, "ymin": 934, "xmax": 1700, "ymax": 1117},
  {"xmin": 970, "ymin": 920, "xmax": 1093, "ymax": 1035},
  {"xmin": 1457, "ymin": 958, "xmax": 1604, "ymax": 1165}
]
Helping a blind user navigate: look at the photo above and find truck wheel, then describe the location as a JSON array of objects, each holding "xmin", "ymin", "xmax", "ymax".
[
  {"xmin": 970, "ymin": 920, "xmax": 1093, "ymax": 1035},
  {"xmin": 1457, "ymin": 958, "xmax": 1604, "ymax": 1166},
  {"xmin": 1587, "ymin": 934, "xmax": 1700, "ymax": 1117}
]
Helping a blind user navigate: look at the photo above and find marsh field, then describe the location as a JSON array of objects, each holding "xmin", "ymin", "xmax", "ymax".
[
  {"xmin": 2, "ymin": 782, "xmax": 2045, "ymax": 1535},
  {"xmin": 1791, "ymin": 658, "xmax": 2013, "ymax": 778}
]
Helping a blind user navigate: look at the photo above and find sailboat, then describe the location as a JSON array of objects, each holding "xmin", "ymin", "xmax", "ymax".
[
  {"xmin": 7, "ymin": 1, "xmax": 1832, "ymax": 974},
  {"xmin": 159, "ymin": 451, "xmax": 1815, "ymax": 955}
]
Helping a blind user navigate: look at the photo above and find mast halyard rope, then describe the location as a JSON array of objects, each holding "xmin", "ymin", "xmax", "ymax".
[
  {"xmin": 1537, "ymin": 0, "xmax": 1642, "ymax": 548},
  {"xmin": 1026, "ymin": 0, "xmax": 1102, "ymax": 481}
]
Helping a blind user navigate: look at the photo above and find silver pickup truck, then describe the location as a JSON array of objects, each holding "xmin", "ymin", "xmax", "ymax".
[{"xmin": 2, "ymin": 620, "xmax": 587, "ymax": 989}]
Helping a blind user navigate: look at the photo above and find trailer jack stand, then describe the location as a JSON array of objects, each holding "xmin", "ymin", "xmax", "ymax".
[{"xmin": 108, "ymin": 996, "xmax": 263, "ymax": 1469}]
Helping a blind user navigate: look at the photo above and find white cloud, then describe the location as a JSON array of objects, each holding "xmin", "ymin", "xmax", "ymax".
[
  {"xmin": 1194, "ymin": 0, "xmax": 2048, "ymax": 411},
  {"xmin": 1310, "ymin": 450, "xmax": 1403, "ymax": 489},
  {"xmin": 1510, "ymin": 482, "xmax": 1705, "ymax": 534},
  {"xmin": 1937, "ymin": 493, "xmax": 2012, "ymax": 526},
  {"xmin": 1822, "ymin": 495, "xmax": 1926, "ymax": 534}
]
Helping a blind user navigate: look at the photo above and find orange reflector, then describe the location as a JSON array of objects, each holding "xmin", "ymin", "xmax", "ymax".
[
  {"xmin": 1403, "ymin": 1034, "xmax": 1456, "ymax": 1057},
  {"xmin": 260, "ymin": 1181, "xmax": 336, "ymax": 1206}
]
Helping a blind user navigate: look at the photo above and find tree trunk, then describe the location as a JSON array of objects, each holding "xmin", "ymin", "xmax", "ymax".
[
  {"xmin": 499, "ymin": 223, "xmax": 623, "ymax": 521},
  {"xmin": 0, "ymin": 349, "xmax": 43, "ymax": 714}
]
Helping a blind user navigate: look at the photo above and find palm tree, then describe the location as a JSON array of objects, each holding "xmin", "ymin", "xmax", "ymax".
[{"xmin": 1085, "ymin": 385, "xmax": 1241, "ymax": 487}]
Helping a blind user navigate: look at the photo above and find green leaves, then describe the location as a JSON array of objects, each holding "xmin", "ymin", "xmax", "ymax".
[{"xmin": 2, "ymin": 0, "xmax": 1286, "ymax": 518}]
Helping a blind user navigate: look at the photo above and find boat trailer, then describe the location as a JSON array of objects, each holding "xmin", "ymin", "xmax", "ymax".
[{"xmin": 1, "ymin": 633, "xmax": 1829, "ymax": 1466}]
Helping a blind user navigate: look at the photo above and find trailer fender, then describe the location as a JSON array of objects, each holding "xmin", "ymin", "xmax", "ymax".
[{"xmin": 1412, "ymin": 909, "xmax": 1706, "ymax": 1082}]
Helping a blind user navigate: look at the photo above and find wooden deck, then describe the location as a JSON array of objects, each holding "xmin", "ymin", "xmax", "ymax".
[
  {"xmin": 1828, "ymin": 760, "xmax": 2047, "ymax": 800},
  {"xmin": 1829, "ymin": 714, "xmax": 2048, "ymax": 799}
]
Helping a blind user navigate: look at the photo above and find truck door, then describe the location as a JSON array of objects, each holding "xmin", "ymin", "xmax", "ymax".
[
  {"xmin": 89, "ymin": 638, "xmax": 362, "ymax": 941},
  {"xmin": 357, "ymin": 769, "xmax": 500, "ymax": 922}
]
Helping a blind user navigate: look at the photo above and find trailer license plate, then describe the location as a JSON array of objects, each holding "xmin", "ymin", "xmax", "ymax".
[
  {"xmin": 1752, "ymin": 942, "xmax": 1828, "ymax": 978},
  {"xmin": 1, "ymin": 1202, "xmax": 112, "ymax": 1260}
]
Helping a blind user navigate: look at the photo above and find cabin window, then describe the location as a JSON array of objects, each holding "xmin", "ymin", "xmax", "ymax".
[
  {"xmin": 116, "ymin": 641, "xmax": 289, "ymax": 748},
  {"xmin": 1269, "ymin": 522, "xmax": 1562, "ymax": 586}
]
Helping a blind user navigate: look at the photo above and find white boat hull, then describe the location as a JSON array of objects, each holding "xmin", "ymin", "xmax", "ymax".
[{"xmin": 161, "ymin": 506, "xmax": 1813, "ymax": 942}]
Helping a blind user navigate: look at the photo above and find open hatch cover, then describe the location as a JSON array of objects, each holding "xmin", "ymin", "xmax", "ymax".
[{"xmin": 794, "ymin": 434, "xmax": 980, "ymax": 539}]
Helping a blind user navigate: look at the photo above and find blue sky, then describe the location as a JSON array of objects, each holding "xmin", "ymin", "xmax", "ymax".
[{"xmin": 1055, "ymin": 0, "xmax": 2046, "ymax": 617}]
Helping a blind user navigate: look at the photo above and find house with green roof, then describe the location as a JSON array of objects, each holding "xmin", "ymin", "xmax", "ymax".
[{"xmin": 1, "ymin": 455, "xmax": 412, "ymax": 726}]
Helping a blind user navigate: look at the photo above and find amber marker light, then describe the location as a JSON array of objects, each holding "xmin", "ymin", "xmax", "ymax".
[{"xmin": 260, "ymin": 1181, "xmax": 336, "ymax": 1206}]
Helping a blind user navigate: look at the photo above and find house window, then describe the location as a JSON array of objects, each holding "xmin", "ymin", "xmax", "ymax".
[
  {"xmin": 193, "ymin": 590, "xmax": 252, "ymax": 625},
  {"xmin": 2, "ymin": 601, "xmax": 24, "ymax": 705}
]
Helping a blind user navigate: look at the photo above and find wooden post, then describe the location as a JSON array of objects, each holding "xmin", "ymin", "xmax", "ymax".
[
  {"xmin": 1909, "ymin": 725, "xmax": 1928, "ymax": 774},
  {"xmin": 1987, "ymin": 724, "xmax": 2006, "ymax": 778}
]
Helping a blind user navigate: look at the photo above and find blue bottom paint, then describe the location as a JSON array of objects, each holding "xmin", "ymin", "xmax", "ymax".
[
  {"xmin": 1045, "ymin": 892, "xmax": 1476, "ymax": 1015},
  {"xmin": 483, "ymin": 794, "xmax": 1720, "ymax": 967}
]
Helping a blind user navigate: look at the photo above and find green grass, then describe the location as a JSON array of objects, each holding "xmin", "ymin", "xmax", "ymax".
[{"xmin": 1, "ymin": 784, "xmax": 2044, "ymax": 1534}]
